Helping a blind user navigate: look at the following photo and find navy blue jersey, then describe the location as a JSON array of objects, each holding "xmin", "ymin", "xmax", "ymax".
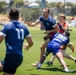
[
  {"xmin": 38, "ymin": 16, "xmax": 56, "ymax": 30},
  {"xmin": 50, "ymin": 33, "xmax": 69, "ymax": 46},
  {"xmin": 0, "ymin": 21, "xmax": 30, "ymax": 55}
]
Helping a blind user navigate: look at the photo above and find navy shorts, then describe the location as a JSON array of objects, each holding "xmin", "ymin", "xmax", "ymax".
[{"xmin": 1, "ymin": 54, "xmax": 23, "ymax": 74}]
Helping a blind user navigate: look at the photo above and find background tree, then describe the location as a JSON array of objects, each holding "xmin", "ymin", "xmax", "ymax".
[
  {"xmin": 20, "ymin": 7, "xmax": 41, "ymax": 22},
  {"xmin": 56, "ymin": 2, "xmax": 64, "ymax": 13},
  {"xmin": 0, "ymin": 1, "xmax": 7, "ymax": 13},
  {"xmin": 14, "ymin": 0, "xmax": 23, "ymax": 8},
  {"xmin": 9, "ymin": 0, "xmax": 23, "ymax": 8},
  {"xmin": 71, "ymin": 4, "xmax": 76, "ymax": 16},
  {"xmin": 49, "ymin": 2, "xmax": 57, "ymax": 8},
  {"xmin": 65, "ymin": 2, "xmax": 73, "ymax": 6}
]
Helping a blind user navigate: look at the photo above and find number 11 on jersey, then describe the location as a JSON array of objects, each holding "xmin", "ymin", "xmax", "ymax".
[{"xmin": 16, "ymin": 28, "xmax": 24, "ymax": 40}]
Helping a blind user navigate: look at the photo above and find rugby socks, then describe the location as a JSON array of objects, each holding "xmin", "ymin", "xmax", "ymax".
[{"xmin": 37, "ymin": 63, "xmax": 42, "ymax": 69}]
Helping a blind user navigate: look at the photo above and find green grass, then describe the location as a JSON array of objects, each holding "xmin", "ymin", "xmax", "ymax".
[{"xmin": 0, "ymin": 25, "xmax": 76, "ymax": 75}]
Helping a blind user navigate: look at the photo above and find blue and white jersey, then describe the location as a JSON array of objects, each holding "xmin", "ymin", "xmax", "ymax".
[
  {"xmin": 0, "ymin": 21, "xmax": 31, "ymax": 55},
  {"xmin": 38, "ymin": 16, "xmax": 56, "ymax": 30},
  {"xmin": 50, "ymin": 33, "xmax": 69, "ymax": 46}
]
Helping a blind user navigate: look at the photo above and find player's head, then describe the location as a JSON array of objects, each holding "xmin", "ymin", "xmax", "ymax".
[
  {"xmin": 58, "ymin": 13, "xmax": 66, "ymax": 23},
  {"xmin": 65, "ymin": 31, "xmax": 70, "ymax": 37},
  {"xmin": 9, "ymin": 8, "xmax": 19, "ymax": 20},
  {"xmin": 42, "ymin": 7, "xmax": 50, "ymax": 18}
]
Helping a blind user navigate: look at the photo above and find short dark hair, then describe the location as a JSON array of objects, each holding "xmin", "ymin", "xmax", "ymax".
[
  {"xmin": 65, "ymin": 31, "xmax": 70, "ymax": 37},
  {"xmin": 9, "ymin": 8, "xmax": 19, "ymax": 20},
  {"xmin": 44, "ymin": 7, "xmax": 50, "ymax": 13}
]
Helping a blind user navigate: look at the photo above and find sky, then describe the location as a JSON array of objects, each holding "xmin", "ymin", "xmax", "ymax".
[{"xmin": 1, "ymin": 0, "xmax": 76, "ymax": 3}]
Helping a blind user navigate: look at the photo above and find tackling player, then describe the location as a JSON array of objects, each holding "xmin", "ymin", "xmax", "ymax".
[
  {"xmin": 37, "ymin": 31, "xmax": 70, "ymax": 72},
  {"xmin": 45, "ymin": 14, "xmax": 76, "ymax": 66}
]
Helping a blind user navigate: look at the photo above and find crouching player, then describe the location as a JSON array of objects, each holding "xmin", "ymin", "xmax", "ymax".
[{"xmin": 37, "ymin": 31, "xmax": 70, "ymax": 72}]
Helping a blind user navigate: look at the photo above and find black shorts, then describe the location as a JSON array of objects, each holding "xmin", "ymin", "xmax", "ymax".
[{"xmin": 1, "ymin": 54, "xmax": 23, "ymax": 74}]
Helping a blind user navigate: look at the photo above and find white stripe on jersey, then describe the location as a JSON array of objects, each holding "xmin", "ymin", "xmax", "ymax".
[
  {"xmin": 26, "ymin": 34, "xmax": 31, "ymax": 38},
  {"xmin": 53, "ymin": 24, "xmax": 57, "ymax": 27},
  {"xmin": 0, "ymin": 32, "xmax": 6, "ymax": 37}
]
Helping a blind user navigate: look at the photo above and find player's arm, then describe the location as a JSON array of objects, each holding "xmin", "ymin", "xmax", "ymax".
[
  {"xmin": 61, "ymin": 24, "xmax": 68, "ymax": 31},
  {"xmin": 24, "ymin": 35, "xmax": 34, "ymax": 51},
  {"xmin": 0, "ymin": 32, "xmax": 5, "ymax": 43},
  {"xmin": 44, "ymin": 25, "xmax": 60, "ymax": 34},
  {"xmin": 67, "ymin": 43, "xmax": 74, "ymax": 52},
  {"xmin": 26, "ymin": 19, "xmax": 40, "ymax": 27},
  {"xmin": 0, "ymin": 25, "xmax": 7, "ymax": 43}
]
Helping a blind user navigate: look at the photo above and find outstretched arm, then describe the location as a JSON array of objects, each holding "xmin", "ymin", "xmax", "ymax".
[{"xmin": 26, "ymin": 20, "xmax": 40, "ymax": 27}]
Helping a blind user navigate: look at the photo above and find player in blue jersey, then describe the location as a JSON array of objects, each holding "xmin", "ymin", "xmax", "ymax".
[
  {"xmin": 37, "ymin": 31, "xmax": 70, "ymax": 72},
  {"xmin": 44, "ymin": 14, "xmax": 76, "ymax": 66},
  {"xmin": 0, "ymin": 8, "xmax": 33, "ymax": 75},
  {"xmin": 26, "ymin": 7, "xmax": 59, "ymax": 66}
]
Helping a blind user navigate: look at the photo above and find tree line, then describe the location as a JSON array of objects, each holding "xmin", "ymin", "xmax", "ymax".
[{"xmin": 0, "ymin": 0, "xmax": 76, "ymax": 22}]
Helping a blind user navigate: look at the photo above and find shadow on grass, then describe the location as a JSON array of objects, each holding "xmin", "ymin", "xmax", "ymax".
[
  {"xmin": 40, "ymin": 67, "xmax": 62, "ymax": 71},
  {"xmin": 39, "ymin": 67, "xmax": 76, "ymax": 73},
  {"xmin": 62, "ymin": 70, "xmax": 76, "ymax": 73},
  {"xmin": 29, "ymin": 74, "xmax": 38, "ymax": 75}
]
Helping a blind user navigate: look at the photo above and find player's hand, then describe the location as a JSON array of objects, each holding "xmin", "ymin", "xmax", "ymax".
[
  {"xmin": 23, "ymin": 43, "xmax": 29, "ymax": 51},
  {"xmin": 68, "ymin": 43, "xmax": 74, "ymax": 52},
  {"xmin": 26, "ymin": 22, "xmax": 32, "ymax": 26},
  {"xmin": 43, "ymin": 35, "xmax": 51, "ymax": 40},
  {"xmin": 31, "ymin": 22, "xmax": 36, "ymax": 26},
  {"xmin": 44, "ymin": 31, "xmax": 50, "ymax": 34}
]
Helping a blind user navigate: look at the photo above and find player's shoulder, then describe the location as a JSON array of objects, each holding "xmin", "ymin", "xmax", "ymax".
[
  {"xmin": 3, "ymin": 22, "xmax": 13, "ymax": 29},
  {"xmin": 49, "ymin": 16, "xmax": 56, "ymax": 22},
  {"xmin": 39, "ymin": 16, "xmax": 44, "ymax": 20},
  {"xmin": 20, "ymin": 22, "xmax": 29, "ymax": 30},
  {"xmin": 4, "ymin": 22, "xmax": 12, "ymax": 26}
]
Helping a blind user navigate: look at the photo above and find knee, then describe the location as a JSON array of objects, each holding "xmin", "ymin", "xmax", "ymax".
[
  {"xmin": 43, "ymin": 53, "xmax": 48, "ymax": 57},
  {"xmin": 63, "ymin": 53, "xmax": 67, "ymax": 57}
]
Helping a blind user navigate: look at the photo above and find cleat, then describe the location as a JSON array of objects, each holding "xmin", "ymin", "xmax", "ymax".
[
  {"xmin": 44, "ymin": 61, "xmax": 53, "ymax": 66},
  {"xmin": 32, "ymin": 62, "xmax": 39, "ymax": 67},
  {"xmin": 75, "ymin": 60, "xmax": 76, "ymax": 63},
  {"xmin": 37, "ymin": 67, "xmax": 40, "ymax": 69},
  {"xmin": 63, "ymin": 69, "xmax": 69, "ymax": 73}
]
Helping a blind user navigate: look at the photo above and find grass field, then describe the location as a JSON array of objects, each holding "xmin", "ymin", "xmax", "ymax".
[{"xmin": 0, "ymin": 25, "xmax": 76, "ymax": 75}]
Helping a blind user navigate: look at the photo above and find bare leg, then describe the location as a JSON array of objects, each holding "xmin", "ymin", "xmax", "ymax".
[
  {"xmin": 44, "ymin": 55, "xmax": 55, "ymax": 66},
  {"xmin": 3, "ymin": 72, "xmax": 14, "ymax": 75},
  {"xmin": 50, "ymin": 55, "xmax": 56, "ymax": 62},
  {"xmin": 0, "ymin": 62, "xmax": 3, "ymax": 72},
  {"xmin": 32, "ymin": 39, "xmax": 50, "ymax": 67},
  {"xmin": 40, "ymin": 39, "xmax": 50, "ymax": 61},
  {"xmin": 49, "ymin": 45, "xmax": 64, "ymax": 64},
  {"xmin": 55, "ymin": 51, "xmax": 69, "ymax": 72},
  {"xmin": 37, "ymin": 53, "xmax": 49, "ymax": 69},
  {"xmin": 62, "ymin": 50, "xmax": 76, "ymax": 61}
]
